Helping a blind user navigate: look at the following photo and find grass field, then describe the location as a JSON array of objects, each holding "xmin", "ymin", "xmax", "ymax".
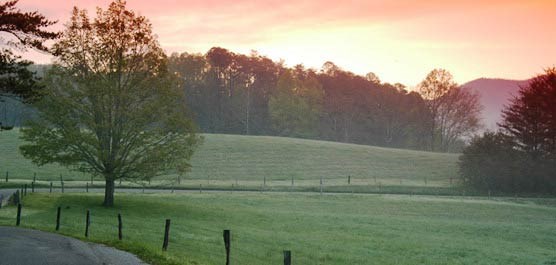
[
  {"xmin": 1, "ymin": 129, "xmax": 459, "ymax": 190},
  {"xmin": 1, "ymin": 192, "xmax": 555, "ymax": 265}
]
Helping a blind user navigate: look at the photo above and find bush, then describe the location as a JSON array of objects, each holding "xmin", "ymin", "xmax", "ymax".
[{"xmin": 459, "ymin": 132, "xmax": 556, "ymax": 193}]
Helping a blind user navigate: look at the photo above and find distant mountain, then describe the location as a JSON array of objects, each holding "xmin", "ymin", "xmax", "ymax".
[{"xmin": 462, "ymin": 78, "xmax": 530, "ymax": 131}]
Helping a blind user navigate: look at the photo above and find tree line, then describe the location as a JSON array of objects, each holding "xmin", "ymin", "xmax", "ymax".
[{"xmin": 169, "ymin": 49, "xmax": 481, "ymax": 152}]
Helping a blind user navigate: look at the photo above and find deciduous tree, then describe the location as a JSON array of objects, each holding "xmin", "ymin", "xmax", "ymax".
[
  {"xmin": 419, "ymin": 69, "xmax": 482, "ymax": 151},
  {"xmin": 20, "ymin": 0, "xmax": 199, "ymax": 206}
]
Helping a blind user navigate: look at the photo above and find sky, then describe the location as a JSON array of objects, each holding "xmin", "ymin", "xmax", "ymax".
[{"xmin": 14, "ymin": 0, "xmax": 556, "ymax": 88}]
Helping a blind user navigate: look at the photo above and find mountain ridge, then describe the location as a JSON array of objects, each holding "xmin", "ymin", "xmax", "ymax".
[{"xmin": 461, "ymin": 77, "xmax": 530, "ymax": 131}]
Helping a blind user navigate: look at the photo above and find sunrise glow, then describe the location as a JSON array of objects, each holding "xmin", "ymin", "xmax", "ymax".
[{"xmin": 17, "ymin": 0, "xmax": 556, "ymax": 86}]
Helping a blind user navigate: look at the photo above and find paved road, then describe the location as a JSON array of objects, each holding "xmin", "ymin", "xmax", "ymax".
[{"xmin": 0, "ymin": 227, "xmax": 147, "ymax": 265}]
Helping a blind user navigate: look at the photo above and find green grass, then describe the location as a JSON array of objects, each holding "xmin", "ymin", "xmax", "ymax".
[
  {"xmin": 1, "ymin": 192, "xmax": 555, "ymax": 265},
  {"xmin": 1, "ymin": 129, "xmax": 459, "ymax": 190}
]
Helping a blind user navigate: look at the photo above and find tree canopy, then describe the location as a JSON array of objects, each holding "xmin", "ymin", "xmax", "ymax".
[
  {"xmin": 418, "ymin": 69, "xmax": 482, "ymax": 151},
  {"xmin": 269, "ymin": 68, "xmax": 323, "ymax": 138},
  {"xmin": 20, "ymin": 0, "xmax": 199, "ymax": 206},
  {"xmin": 0, "ymin": 0, "xmax": 58, "ymax": 131},
  {"xmin": 0, "ymin": 0, "xmax": 58, "ymax": 100}
]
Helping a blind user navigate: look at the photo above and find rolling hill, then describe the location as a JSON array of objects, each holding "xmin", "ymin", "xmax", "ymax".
[{"xmin": 0, "ymin": 129, "xmax": 459, "ymax": 187}]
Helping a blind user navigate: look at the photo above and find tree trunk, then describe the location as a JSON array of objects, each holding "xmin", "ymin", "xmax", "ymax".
[{"xmin": 103, "ymin": 179, "xmax": 115, "ymax": 207}]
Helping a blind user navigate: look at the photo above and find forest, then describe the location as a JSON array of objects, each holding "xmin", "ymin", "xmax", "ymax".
[{"xmin": 169, "ymin": 48, "xmax": 480, "ymax": 152}]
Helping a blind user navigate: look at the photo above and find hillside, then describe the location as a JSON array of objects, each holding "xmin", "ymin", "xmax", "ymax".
[
  {"xmin": 462, "ymin": 78, "xmax": 530, "ymax": 131},
  {"xmin": 0, "ymin": 130, "xmax": 459, "ymax": 187}
]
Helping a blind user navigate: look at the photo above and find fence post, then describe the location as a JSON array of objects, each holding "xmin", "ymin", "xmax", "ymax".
[
  {"xmin": 348, "ymin": 175, "xmax": 351, "ymax": 185},
  {"xmin": 284, "ymin": 250, "xmax": 291, "ymax": 265},
  {"xmin": 91, "ymin": 175, "xmax": 93, "ymax": 185},
  {"xmin": 85, "ymin": 210, "xmax": 90, "ymax": 237},
  {"xmin": 5, "ymin": 171, "xmax": 7, "ymax": 182},
  {"xmin": 13, "ymin": 190, "xmax": 19, "ymax": 205},
  {"xmin": 50, "ymin": 182, "xmax": 53, "ymax": 193},
  {"xmin": 424, "ymin": 177, "xmax": 427, "ymax": 186},
  {"xmin": 162, "ymin": 219, "xmax": 171, "ymax": 251},
  {"xmin": 56, "ymin": 206, "xmax": 61, "ymax": 231},
  {"xmin": 320, "ymin": 177, "xmax": 323, "ymax": 195},
  {"xmin": 16, "ymin": 203, "xmax": 22, "ymax": 226},
  {"xmin": 31, "ymin": 181, "xmax": 34, "ymax": 193},
  {"xmin": 33, "ymin": 173, "xmax": 36, "ymax": 183},
  {"xmin": 263, "ymin": 176, "xmax": 266, "ymax": 188},
  {"xmin": 61, "ymin": 181, "xmax": 64, "ymax": 193},
  {"xmin": 118, "ymin": 213, "xmax": 123, "ymax": 240},
  {"xmin": 86, "ymin": 183, "xmax": 88, "ymax": 193},
  {"xmin": 223, "ymin": 229, "xmax": 231, "ymax": 265}
]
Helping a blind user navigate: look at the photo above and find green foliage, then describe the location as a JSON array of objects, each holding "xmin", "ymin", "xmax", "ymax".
[
  {"xmin": 500, "ymin": 68, "xmax": 556, "ymax": 159},
  {"xmin": 459, "ymin": 132, "xmax": 524, "ymax": 192},
  {"xmin": 19, "ymin": 1, "xmax": 199, "ymax": 206},
  {"xmin": 169, "ymin": 49, "xmax": 455, "ymax": 151},
  {"xmin": 0, "ymin": 0, "xmax": 59, "ymax": 103},
  {"xmin": 269, "ymin": 69, "xmax": 323, "ymax": 138},
  {"xmin": 0, "ymin": 0, "xmax": 59, "ymax": 51}
]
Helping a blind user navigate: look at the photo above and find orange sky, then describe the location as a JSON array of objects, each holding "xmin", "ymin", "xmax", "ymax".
[{"xmin": 14, "ymin": 0, "xmax": 556, "ymax": 87}]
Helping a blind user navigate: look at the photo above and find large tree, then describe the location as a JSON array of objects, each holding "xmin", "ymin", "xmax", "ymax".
[
  {"xmin": 20, "ymin": 0, "xmax": 199, "ymax": 206},
  {"xmin": 499, "ymin": 68, "xmax": 556, "ymax": 191},
  {"xmin": 436, "ymin": 87, "xmax": 482, "ymax": 152},
  {"xmin": 419, "ymin": 69, "xmax": 482, "ymax": 151},
  {"xmin": 500, "ymin": 68, "xmax": 556, "ymax": 159}
]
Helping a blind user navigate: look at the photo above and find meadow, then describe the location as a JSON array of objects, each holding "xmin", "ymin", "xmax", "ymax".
[
  {"xmin": 1, "ymin": 129, "xmax": 460, "ymax": 193},
  {"xmin": 0, "ymin": 192, "xmax": 555, "ymax": 265}
]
